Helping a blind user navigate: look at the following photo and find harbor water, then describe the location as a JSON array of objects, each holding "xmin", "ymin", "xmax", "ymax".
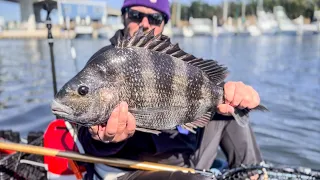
[{"xmin": 0, "ymin": 34, "xmax": 319, "ymax": 169}]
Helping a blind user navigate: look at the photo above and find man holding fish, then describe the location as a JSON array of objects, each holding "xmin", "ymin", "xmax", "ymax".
[{"xmin": 51, "ymin": 0, "xmax": 265, "ymax": 179}]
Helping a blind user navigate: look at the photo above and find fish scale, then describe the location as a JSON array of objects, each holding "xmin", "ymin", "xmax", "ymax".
[
  {"xmin": 51, "ymin": 27, "xmax": 268, "ymax": 134},
  {"xmin": 130, "ymin": 50, "xmax": 189, "ymax": 129},
  {"xmin": 117, "ymin": 48, "xmax": 215, "ymax": 130},
  {"xmin": 121, "ymin": 50, "xmax": 146, "ymax": 109}
]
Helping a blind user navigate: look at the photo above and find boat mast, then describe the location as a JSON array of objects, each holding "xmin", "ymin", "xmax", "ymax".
[
  {"xmin": 223, "ymin": 0, "xmax": 228, "ymax": 23},
  {"xmin": 257, "ymin": 0, "xmax": 264, "ymax": 13},
  {"xmin": 176, "ymin": 0, "xmax": 181, "ymax": 27},
  {"xmin": 242, "ymin": 0, "xmax": 246, "ymax": 21}
]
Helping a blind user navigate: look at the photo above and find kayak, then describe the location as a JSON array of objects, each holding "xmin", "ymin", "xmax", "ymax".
[
  {"xmin": 0, "ymin": 119, "xmax": 87, "ymax": 180},
  {"xmin": 1, "ymin": 119, "xmax": 320, "ymax": 180},
  {"xmin": 0, "ymin": 131, "xmax": 47, "ymax": 180}
]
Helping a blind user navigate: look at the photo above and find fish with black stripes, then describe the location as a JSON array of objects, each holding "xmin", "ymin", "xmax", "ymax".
[{"xmin": 51, "ymin": 27, "xmax": 267, "ymax": 135}]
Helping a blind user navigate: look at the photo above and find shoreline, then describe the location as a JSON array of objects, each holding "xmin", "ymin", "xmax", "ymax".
[{"xmin": 0, "ymin": 29, "xmax": 76, "ymax": 39}]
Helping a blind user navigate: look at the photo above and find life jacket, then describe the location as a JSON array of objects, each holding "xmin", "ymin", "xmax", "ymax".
[{"xmin": 44, "ymin": 119, "xmax": 128, "ymax": 180}]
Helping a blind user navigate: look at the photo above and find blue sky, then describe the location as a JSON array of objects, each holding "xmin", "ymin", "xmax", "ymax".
[{"xmin": 0, "ymin": 0, "xmax": 225, "ymax": 22}]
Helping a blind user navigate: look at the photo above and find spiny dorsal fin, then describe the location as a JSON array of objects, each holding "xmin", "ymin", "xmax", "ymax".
[{"xmin": 114, "ymin": 26, "xmax": 228, "ymax": 85}]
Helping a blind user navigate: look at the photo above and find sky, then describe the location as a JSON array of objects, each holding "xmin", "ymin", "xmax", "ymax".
[{"xmin": 0, "ymin": 0, "xmax": 226, "ymax": 22}]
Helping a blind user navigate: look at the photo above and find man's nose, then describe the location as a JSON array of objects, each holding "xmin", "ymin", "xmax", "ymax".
[{"xmin": 139, "ymin": 17, "xmax": 151, "ymax": 30}]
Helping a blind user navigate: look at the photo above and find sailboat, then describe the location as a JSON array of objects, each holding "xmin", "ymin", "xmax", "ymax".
[
  {"xmin": 273, "ymin": 6, "xmax": 298, "ymax": 35},
  {"xmin": 255, "ymin": 0, "xmax": 278, "ymax": 35}
]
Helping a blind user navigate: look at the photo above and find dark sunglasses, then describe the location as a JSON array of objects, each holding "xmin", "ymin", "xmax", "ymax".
[{"xmin": 126, "ymin": 8, "xmax": 165, "ymax": 26}]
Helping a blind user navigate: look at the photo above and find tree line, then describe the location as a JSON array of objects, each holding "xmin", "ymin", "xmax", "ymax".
[{"xmin": 171, "ymin": 0, "xmax": 320, "ymax": 21}]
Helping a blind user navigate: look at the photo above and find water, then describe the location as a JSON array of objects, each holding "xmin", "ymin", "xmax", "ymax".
[{"xmin": 0, "ymin": 34, "xmax": 319, "ymax": 169}]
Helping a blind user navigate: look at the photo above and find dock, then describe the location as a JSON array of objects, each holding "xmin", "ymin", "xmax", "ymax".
[{"xmin": 0, "ymin": 28, "xmax": 76, "ymax": 39}]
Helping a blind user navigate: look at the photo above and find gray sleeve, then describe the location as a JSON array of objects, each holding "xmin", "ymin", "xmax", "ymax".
[{"xmin": 192, "ymin": 120, "xmax": 263, "ymax": 169}]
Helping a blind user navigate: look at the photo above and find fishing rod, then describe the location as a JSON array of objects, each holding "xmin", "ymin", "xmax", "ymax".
[
  {"xmin": 2, "ymin": 141, "xmax": 319, "ymax": 180},
  {"xmin": 0, "ymin": 141, "xmax": 199, "ymax": 174}
]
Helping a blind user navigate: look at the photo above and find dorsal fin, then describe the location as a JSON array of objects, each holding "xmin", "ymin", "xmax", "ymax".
[{"xmin": 114, "ymin": 26, "xmax": 228, "ymax": 85}]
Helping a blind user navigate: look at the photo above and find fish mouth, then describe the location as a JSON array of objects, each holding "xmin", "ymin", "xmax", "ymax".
[
  {"xmin": 68, "ymin": 121, "xmax": 103, "ymax": 127},
  {"xmin": 51, "ymin": 100, "xmax": 74, "ymax": 118},
  {"xmin": 51, "ymin": 100, "xmax": 107, "ymax": 127}
]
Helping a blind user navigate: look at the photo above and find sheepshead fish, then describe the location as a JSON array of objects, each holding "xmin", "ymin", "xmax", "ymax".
[{"xmin": 51, "ymin": 27, "xmax": 267, "ymax": 134}]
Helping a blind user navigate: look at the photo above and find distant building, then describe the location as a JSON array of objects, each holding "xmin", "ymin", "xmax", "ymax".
[
  {"xmin": 56, "ymin": 0, "xmax": 107, "ymax": 25},
  {"xmin": 0, "ymin": 16, "xmax": 4, "ymax": 26},
  {"xmin": 32, "ymin": 0, "xmax": 121, "ymax": 26},
  {"xmin": 0, "ymin": 16, "xmax": 4, "ymax": 31}
]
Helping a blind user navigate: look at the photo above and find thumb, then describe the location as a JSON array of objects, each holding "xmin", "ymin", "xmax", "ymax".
[{"xmin": 217, "ymin": 104, "xmax": 235, "ymax": 116}]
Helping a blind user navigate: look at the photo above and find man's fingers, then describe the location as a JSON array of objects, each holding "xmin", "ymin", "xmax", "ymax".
[
  {"xmin": 97, "ymin": 125, "xmax": 110, "ymax": 142},
  {"xmin": 126, "ymin": 112, "xmax": 136, "ymax": 137},
  {"xmin": 89, "ymin": 102, "xmax": 135, "ymax": 143},
  {"xmin": 230, "ymin": 82, "xmax": 245, "ymax": 107},
  {"xmin": 250, "ymin": 174, "xmax": 259, "ymax": 180},
  {"xmin": 88, "ymin": 126, "xmax": 99, "ymax": 139},
  {"xmin": 117, "ymin": 102, "xmax": 128, "ymax": 133},
  {"xmin": 224, "ymin": 82, "xmax": 236, "ymax": 104},
  {"xmin": 113, "ymin": 132, "xmax": 129, "ymax": 143},
  {"xmin": 105, "ymin": 105, "xmax": 120, "ymax": 139},
  {"xmin": 114, "ymin": 112, "xmax": 136, "ymax": 142},
  {"xmin": 89, "ymin": 125, "xmax": 110, "ymax": 142},
  {"xmin": 248, "ymin": 86, "xmax": 260, "ymax": 109},
  {"xmin": 217, "ymin": 104, "xmax": 234, "ymax": 115},
  {"xmin": 238, "ymin": 86, "xmax": 253, "ymax": 109},
  {"xmin": 221, "ymin": 81, "xmax": 261, "ymax": 115}
]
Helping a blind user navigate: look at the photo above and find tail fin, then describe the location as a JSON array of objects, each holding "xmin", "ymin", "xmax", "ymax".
[{"xmin": 230, "ymin": 105, "xmax": 268, "ymax": 127}]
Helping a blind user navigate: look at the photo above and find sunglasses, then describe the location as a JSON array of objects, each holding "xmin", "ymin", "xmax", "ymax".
[{"xmin": 126, "ymin": 8, "xmax": 165, "ymax": 26}]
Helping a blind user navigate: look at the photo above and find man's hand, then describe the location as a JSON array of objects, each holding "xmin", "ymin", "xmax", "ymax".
[
  {"xmin": 89, "ymin": 102, "xmax": 136, "ymax": 143},
  {"xmin": 217, "ymin": 81, "xmax": 260, "ymax": 116}
]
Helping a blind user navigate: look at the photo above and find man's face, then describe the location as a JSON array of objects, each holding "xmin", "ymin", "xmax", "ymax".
[{"xmin": 124, "ymin": 6, "xmax": 165, "ymax": 37}]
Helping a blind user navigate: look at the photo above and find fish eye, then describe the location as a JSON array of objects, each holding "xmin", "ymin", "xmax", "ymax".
[{"xmin": 78, "ymin": 86, "xmax": 89, "ymax": 96}]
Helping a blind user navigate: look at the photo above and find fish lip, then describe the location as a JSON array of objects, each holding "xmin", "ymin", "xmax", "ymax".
[
  {"xmin": 62, "ymin": 118, "xmax": 102, "ymax": 127},
  {"xmin": 68, "ymin": 121, "xmax": 96, "ymax": 127},
  {"xmin": 51, "ymin": 100, "xmax": 74, "ymax": 117}
]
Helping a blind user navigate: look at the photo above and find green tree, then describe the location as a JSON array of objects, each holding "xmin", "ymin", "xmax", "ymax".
[
  {"xmin": 170, "ymin": 0, "xmax": 319, "ymax": 21},
  {"xmin": 212, "ymin": 5, "xmax": 223, "ymax": 20},
  {"xmin": 246, "ymin": 0, "xmax": 257, "ymax": 16},
  {"xmin": 202, "ymin": 3, "xmax": 214, "ymax": 19},
  {"xmin": 180, "ymin": 5, "xmax": 190, "ymax": 20},
  {"xmin": 190, "ymin": 1, "xmax": 202, "ymax": 18},
  {"xmin": 229, "ymin": 2, "xmax": 242, "ymax": 18}
]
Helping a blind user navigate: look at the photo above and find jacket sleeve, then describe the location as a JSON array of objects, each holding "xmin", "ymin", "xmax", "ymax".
[{"xmin": 77, "ymin": 126, "xmax": 127, "ymax": 157}]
